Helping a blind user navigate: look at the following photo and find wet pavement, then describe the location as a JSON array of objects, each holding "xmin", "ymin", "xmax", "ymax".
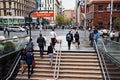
[
  {"xmin": 32, "ymin": 31, "xmax": 95, "ymax": 52},
  {"xmin": 0, "ymin": 29, "xmax": 95, "ymax": 52}
]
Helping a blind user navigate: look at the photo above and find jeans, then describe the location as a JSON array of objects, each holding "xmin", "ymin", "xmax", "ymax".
[{"xmin": 49, "ymin": 53, "xmax": 53, "ymax": 64}]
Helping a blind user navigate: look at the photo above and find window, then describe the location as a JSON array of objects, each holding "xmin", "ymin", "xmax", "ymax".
[
  {"xmin": 118, "ymin": 5, "xmax": 120, "ymax": 10},
  {"xmin": 98, "ymin": 22, "xmax": 103, "ymax": 29},
  {"xmin": 98, "ymin": 5, "xmax": 103, "ymax": 11}
]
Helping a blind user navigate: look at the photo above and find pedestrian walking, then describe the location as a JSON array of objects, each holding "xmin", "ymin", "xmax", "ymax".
[
  {"xmin": 89, "ymin": 30, "xmax": 94, "ymax": 47},
  {"xmin": 37, "ymin": 34, "xmax": 46, "ymax": 58},
  {"xmin": 109, "ymin": 31, "xmax": 115, "ymax": 41},
  {"xmin": 26, "ymin": 29, "xmax": 29, "ymax": 35},
  {"xmin": 3, "ymin": 27, "xmax": 7, "ymax": 35},
  {"xmin": 50, "ymin": 29, "xmax": 56, "ymax": 49},
  {"xmin": 115, "ymin": 31, "xmax": 119, "ymax": 42},
  {"xmin": 20, "ymin": 48, "xmax": 27, "ymax": 74},
  {"xmin": 47, "ymin": 42, "xmax": 54, "ymax": 67},
  {"xmin": 6, "ymin": 28, "xmax": 10, "ymax": 37},
  {"xmin": 66, "ymin": 31, "xmax": 73, "ymax": 50},
  {"xmin": 74, "ymin": 31, "xmax": 80, "ymax": 47},
  {"xmin": 93, "ymin": 30, "xmax": 99, "ymax": 44},
  {"xmin": 26, "ymin": 38, "xmax": 34, "ymax": 52},
  {"xmin": 26, "ymin": 49, "xmax": 34, "ymax": 79}
]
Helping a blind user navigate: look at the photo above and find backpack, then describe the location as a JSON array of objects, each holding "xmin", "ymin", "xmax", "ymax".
[{"xmin": 66, "ymin": 33, "xmax": 71, "ymax": 41}]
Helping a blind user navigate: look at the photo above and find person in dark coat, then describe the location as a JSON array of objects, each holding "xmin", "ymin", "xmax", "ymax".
[
  {"xmin": 20, "ymin": 48, "xmax": 27, "ymax": 74},
  {"xmin": 37, "ymin": 34, "xmax": 46, "ymax": 58},
  {"xmin": 66, "ymin": 31, "xmax": 73, "ymax": 50},
  {"xmin": 47, "ymin": 42, "xmax": 53, "ymax": 66},
  {"xmin": 89, "ymin": 30, "xmax": 94, "ymax": 47},
  {"xmin": 26, "ymin": 50, "xmax": 34, "ymax": 79},
  {"xmin": 26, "ymin": 38, "xmax": 34, "ymax": 52},
  {"xmin": 74, "ymin": 31, "xmax": 80, "ymax": 46}
]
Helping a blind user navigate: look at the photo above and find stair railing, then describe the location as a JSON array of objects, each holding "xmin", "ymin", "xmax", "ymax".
[
  {"xmin": 94, "ymin": 40, "xmax": 110, "ymax": 80},
  {"xmin": 54, "ymin": 40, "xmax": 62, "ymax": 80}
]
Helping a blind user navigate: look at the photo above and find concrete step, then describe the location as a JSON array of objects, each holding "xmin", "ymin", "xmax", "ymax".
[
  {"xmin": 59, "ymin": 74, "xmax": 102, "ymax": 79},
  {"xmin": 59, "ymin": 70, "xmax": 101, "ymax": 74},
  {"xmin": 61, "ymin": 56, "xmax": 98, "ymax": 59}
]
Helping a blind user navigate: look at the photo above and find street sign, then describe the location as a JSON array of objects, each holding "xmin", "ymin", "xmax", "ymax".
[{"xmin": 33, "ymin": 12, "xmax": 54, "ymax": 17}]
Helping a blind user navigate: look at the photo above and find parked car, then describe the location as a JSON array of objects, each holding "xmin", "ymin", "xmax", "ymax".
[
  {"xmin": 0, "ymin": 26, "xmax": 5, "ymax": 31},
  {"xmin": 22, "ymin": 26, "xmax": 29, "ymax": 30},
  {"xmin": 7, "ymin": 26, "xmax": 26, "ymax": 32}
]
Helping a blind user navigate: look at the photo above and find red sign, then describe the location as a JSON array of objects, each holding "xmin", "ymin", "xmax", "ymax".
[{"xmin": 33, "ymin": 12, "xmax": 54, "ymax": 17}]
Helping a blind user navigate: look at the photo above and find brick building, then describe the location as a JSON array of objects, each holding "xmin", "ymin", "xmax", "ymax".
[{"xmin": 87, "ymin": 0, "xmax": 120, "ymax": 29}]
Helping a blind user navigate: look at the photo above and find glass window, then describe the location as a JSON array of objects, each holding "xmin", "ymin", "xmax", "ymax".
[
  {"xmin": 98, "ymin": 5, "xmax": 103, "ymax": 11},
  {"xmin": 118, "ymin": 5, "xmax": 120, "ymax": 10}
]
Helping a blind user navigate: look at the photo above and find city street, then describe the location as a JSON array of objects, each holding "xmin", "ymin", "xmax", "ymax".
[{"xmin": 0, "ymin": 29, "xmax": 94, "ymax": 51}]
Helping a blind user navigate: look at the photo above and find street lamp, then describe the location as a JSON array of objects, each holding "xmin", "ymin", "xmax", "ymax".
[
  {"xmin": 84, "ymin": 0, "xmax": 87, "ymax": 40},
  {"xmin": 110, "ymin": 0, "xmax": 113, "ymax": 32},
  {"xmin": 107, "ymin": 0, "xmax": 113, "ymax": 32}
]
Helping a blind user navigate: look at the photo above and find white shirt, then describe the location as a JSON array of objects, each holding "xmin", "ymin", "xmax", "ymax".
[
  {"xmin": 102, "ymin": 29, "xmax": 107, "ymax": 34},
  {"xmin": 115, "ymin": 32, "xmax": 119, "ymax": 37},
  {"xmin": 50, "ymin": 31, "xmax": 56, "ymax": 38},
  {"xmin": 109, "ymin": 32, "xmax": 115, "ymax": 37}
]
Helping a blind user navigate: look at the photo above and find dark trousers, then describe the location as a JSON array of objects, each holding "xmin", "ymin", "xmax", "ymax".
[
  {"xmin": 67, "ymin": 41, "xmax": 71, "ymax": 50},
  {"xmin": 51, "ymin": 38, "xmax": 55, "ymax": 48},
  {"xmin": 39, "ymin": 46, "xmax": 44, "ymax": 57},
  {"xmin": 27, "ymin": 64, "xmax": 33, "ymax": 78}
]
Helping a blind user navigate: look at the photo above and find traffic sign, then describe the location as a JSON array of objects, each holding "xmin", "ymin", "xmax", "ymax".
[{"xmin": 33, "ymin": 12, "xmax": 54, "ymax": 17}]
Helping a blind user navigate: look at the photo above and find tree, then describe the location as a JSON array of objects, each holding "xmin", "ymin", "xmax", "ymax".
[
  {"xmin": 66, "ymin": 18, "xmax": 72, "ymax": 25},
  {"xmin": 113, "ymin": 17, "xmax": 120, "ymax": 30},
  {"xmin": 56, "ymin": 14, "xmax": 65, "ymax": 26}
]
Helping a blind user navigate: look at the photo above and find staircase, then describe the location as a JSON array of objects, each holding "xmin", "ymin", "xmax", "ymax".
[
  {"xmin": 16, "ymin": 52, "xmax": 57, "ymax": 80},
  {"xmin": 15, "ymin": 51, "xmax": 120, "ymax": 80},
  {"xmin": 104, "ymin": 56, "xmax": 120, "ymax": 80},
  {"xmin": 58, "ymin": 52, "xmax": 102, "ymax": 80}
]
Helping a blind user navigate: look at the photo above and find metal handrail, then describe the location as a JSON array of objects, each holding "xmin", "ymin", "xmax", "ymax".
[
  {"xmin": 56, "ymin": 40, "xmax": 62, "ymax": 79},
  {"xmin": 94, "ymin": 40, "xmax": 110, "ymax": 80},
  {"xmin": 6, "ymin": 56, "xmax": 21, "ymax": 80},
  {"xmin": 54, "ymin": 48, "xmax": 59, "ymax": 79},
  {"xmin": 99, "ymin": 38, "xmax": 120, "ymax": 65},
  {"xmin": 0, "ymin": 36, "xmax": 28, "ymax": 42},
  {"xmin": 54, "ymin": 40, "xmax": 62, "ymax": 80},
  {"xmin": 1, "ymin": 49, "xmax": 22, "ymax": 80}
]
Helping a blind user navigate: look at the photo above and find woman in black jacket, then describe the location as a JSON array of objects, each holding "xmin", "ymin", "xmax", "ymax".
[{"xmin": 47, "ymin": 42, "xmax": 53, "ymax": 66}]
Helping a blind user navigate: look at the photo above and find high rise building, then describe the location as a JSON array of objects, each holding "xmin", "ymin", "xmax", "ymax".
[{"xmin": 0, "ymin": 0, "xmax": 36, "ymax": 26}]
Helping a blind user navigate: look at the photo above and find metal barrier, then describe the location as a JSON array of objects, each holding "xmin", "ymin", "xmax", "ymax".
[
  {"xmin": 96, "ymin": 38, "xmax": 120, "ymax": 80},
  {"xmin": 93, "ymin": 40, "xmax": 110, "ymax": 80},
  {"xmin": 0, "ymin": 36, "xmax": 28, "ymax": 55},
  {"xmin": 0, "ymin": 36, "xmax": 28, "ymax": 79},
  {"xmin": 98, "ymin": 38, "xmax": 120, "ymax": 65}
]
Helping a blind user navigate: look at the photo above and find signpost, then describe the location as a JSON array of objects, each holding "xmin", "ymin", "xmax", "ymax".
[
  {"xmin": 33, "ymin": 12, "xmax": 54, "ymax": 17},
  {"xmin": 28, "ymin": 10, "xmax": 54, "ymax": 39}
]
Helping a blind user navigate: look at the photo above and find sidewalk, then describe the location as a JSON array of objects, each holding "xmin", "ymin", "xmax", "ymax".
[{"xmin": 33, "ymin": 35, "xmax": 95, "ymax": 52}]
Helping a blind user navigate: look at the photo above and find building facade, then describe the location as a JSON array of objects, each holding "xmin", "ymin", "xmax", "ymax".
[
  {"xmin": 0, "ymin": 0, "xmax": 36, "ymax": 26},
  {"xmin": 35, "ymin": 0, "xmax": 61, "ymax": 26},
  {"xmin": 87, "ymin": 0, "xmax": 120, "ymax": 29},
  {"xmin": 0, "ymin": 0, "xmax": 61, "ymax": 28},
  {"xmin": 63, "ymin": 10, "xmax": 74, "ymax": 20}
]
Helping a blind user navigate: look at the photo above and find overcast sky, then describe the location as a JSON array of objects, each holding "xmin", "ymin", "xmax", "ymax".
[{"xmin": 61, "ymin": 0, "xmax": 75, "ymax": 10}]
